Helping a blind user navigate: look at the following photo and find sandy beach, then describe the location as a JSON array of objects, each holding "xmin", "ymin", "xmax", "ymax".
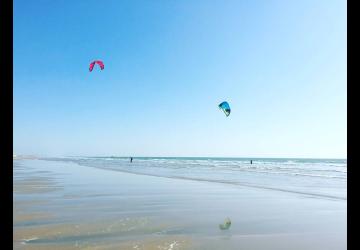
[{"xmin": 13, "ymin": 159, "xmax": 346, "ymax": 250}]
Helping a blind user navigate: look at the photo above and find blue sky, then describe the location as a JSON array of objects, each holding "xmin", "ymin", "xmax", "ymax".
[{"xmin": 14, "ymin": 0, "xmax": 347, "ymax": 158}]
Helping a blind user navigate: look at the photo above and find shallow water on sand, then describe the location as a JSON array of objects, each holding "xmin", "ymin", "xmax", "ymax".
[
  {"xmin": 48, "ymin": 157, "xmax": 347, "ymax": 200},
  {"xmin": 14, "ymin": 159, "xmax": 346, "ymax": 249}
]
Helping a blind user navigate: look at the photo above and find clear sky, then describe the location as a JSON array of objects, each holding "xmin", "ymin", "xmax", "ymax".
[{"xmin": 14, "ymin": 0, "xmax": 347, "ymax": 158}]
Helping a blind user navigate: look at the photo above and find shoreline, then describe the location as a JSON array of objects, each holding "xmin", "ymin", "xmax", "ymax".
[{"xmin": 14, "ymin": 159, "xmax": 346, "ymax": 250}]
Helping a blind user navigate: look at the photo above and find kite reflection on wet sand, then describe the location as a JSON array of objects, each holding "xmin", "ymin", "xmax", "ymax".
[{"xmin": 219, "ymin": 218, "xmax": 232, "ymax": 230}]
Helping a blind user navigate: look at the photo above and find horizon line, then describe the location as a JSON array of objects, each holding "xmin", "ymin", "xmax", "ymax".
[{"xmin": 42, "ymin": 155, "xmax": 347, "ymax": 160}]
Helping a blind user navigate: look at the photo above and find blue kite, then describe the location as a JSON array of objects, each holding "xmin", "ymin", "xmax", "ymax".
[{"xmin": 218, "ymin": 101, "xmax": 231, "ymax": 117}]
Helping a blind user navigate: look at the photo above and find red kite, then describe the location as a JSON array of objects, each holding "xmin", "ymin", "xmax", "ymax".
[{"xmin": 89, "ymin": 60, "xmax": 104, "ymax": 72}]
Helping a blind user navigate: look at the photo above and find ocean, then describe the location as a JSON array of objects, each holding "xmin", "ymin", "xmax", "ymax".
[{"xmin": 45, "ymin": 157, "xmax": 347, "ymax": 201}]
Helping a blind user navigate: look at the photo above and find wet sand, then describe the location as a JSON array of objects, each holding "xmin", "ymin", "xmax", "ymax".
[{"xmin": 14, "ymin": 159, "xmax": 346, "ymax": 249}]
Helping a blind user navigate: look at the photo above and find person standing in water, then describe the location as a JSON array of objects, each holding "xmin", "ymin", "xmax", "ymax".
[
  {"xmin": 250, "ymin": 160, "xmax": 252, "ymax": 164},
  {"xmin": 130, "ymin": 157, "xmax": 133, "ymax": 163}
]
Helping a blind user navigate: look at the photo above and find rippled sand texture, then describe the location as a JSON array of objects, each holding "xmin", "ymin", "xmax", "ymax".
[{"xmin": 14, "ymin": 159, "xmax": 346, "ymax": 250}]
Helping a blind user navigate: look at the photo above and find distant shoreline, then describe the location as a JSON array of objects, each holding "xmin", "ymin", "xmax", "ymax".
[{"xmin": 45, "ymin": 156, "xmax": 347, "ymax": 161}]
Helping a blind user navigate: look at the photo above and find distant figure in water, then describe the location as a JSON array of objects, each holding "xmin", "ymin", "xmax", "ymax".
[
  {"xmin": 250, "ymin": 160, "xmax": 253, "ymax": 164},
  {"xmin": 130, "ymin": 157, "xmax": 133, "ymax": 163}
]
